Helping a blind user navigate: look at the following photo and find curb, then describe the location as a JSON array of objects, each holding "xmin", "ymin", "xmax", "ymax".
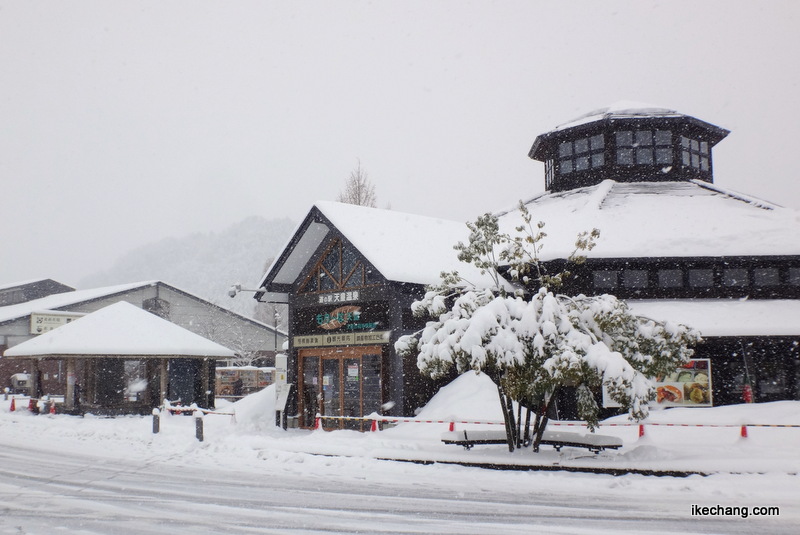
[{"xmin": 375, "ymin": 456, "xmax": 707, "ymax": 478}]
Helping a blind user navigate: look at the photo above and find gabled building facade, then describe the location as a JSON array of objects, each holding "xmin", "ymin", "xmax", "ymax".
[{"xmin": 256, "ymin": 202, "xmax": 496, "ymax": 429}]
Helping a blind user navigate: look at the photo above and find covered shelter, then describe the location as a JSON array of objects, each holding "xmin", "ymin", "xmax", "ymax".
[{"xmin": 2, "ymin": 301, "xmax": 235, "ymax": 414}]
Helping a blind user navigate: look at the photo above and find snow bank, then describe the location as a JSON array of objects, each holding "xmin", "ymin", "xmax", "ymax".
[
  {"xmin": 415, "ymin": 371, "xmax": 503, "ymax": 423},
  {"xmin": 229, "ymin": 384, "xmax": 277, "ymax": 431}
]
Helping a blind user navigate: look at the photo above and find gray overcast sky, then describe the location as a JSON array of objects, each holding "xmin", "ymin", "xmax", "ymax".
[{"xmin": 2, "ymin": 1, "xmax": 799, "ymax": 287}]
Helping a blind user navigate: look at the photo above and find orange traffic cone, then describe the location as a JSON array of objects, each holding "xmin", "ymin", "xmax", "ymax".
[
  {"xmin": 9, "ymin": 397, "xmax": 15, "ymax": 412},
  {"xmin": 28, "ymin": 398, "xmax": 36, "ymax": 412},
  {"xmin": 740, "ymin": 425, "xmax": 748, "ymax": 438}
]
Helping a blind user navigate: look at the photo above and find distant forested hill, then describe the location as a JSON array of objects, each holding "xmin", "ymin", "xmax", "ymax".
[{"xmin": 79, "ymin": 216, "xmax": 296, "ymax": 320}]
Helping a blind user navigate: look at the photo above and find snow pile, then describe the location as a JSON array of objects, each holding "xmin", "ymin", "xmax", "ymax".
[
  {"xmin": 414, "ymin": 371, "xmax": 502, "ymax": 423},
  {"xmin": 228, "ymin": 383, "xmax": 277, "ymax": 432}
]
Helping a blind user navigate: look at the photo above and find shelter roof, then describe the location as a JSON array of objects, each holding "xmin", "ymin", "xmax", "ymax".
[{"xmin": 3, "ymin": 301, "xmax": 235, "ymax": 359}]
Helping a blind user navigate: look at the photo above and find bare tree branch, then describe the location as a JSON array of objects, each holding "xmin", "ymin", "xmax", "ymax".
[{"xmin": 337, "ymin": 159, "xmax": 377, "ymax": 207}]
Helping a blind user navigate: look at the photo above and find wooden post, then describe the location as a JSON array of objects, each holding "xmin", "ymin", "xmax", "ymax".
[
  {"xmin": 65, "ymin": 358, "xmax": 76, "ymax": 410},
  {"xmin": 30, "ymin": 358, "xmax": 40, "ymax": 400},
  {"xmin": 201, "ymin": 358, "xmax": 210, "ymax": 408},
  {"xmin": 194, "ymin": 411, "xmax": 204, "ymax": 442},
  {"xmin": 159, "ymin": 358, "xmax": 169, "ymax": 404}
]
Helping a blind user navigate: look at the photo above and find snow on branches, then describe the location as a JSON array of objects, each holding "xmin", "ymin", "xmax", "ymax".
[{"xmin": 395, "ymin": 205, "xmax": 700, "ymax": 429}]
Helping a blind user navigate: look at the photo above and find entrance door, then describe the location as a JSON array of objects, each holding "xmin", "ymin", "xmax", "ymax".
[{"xmin": 298, "ymin": 346, "xmax": 382, "ymax": 430}]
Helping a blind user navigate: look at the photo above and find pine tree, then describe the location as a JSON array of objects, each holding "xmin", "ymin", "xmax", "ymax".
[{"xmin": 396, "ymin": 203, "xmax": 699, "ymax": 451}]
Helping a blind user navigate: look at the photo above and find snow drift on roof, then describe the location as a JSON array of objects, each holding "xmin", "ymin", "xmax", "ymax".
[
  {"xmin": 628, "ymin": 299, "xmax": 800, "ymax": 337},
  {"xmin": 554, "ymin": 101, "xmax": 680, "ymax": 130},
  {"xmin": 0, "ymin": 281, "xmax": 158, "ymax": 324},
  {"xmin": 3, "ymin": 301, "xmax": 235, "ymax": 358},
  {"xmin": 314, "ymin": 201, "xmax": 507, "ymax": 288},
  {"xmin": 496, "ymin": 180, "xmax": 800, "ymax": 261}
]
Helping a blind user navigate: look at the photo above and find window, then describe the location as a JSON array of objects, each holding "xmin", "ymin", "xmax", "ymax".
[
  {"xmin": 723, "ymin": 268, "xmax": 748, "ymax": 287},
  {"xmin": 658, "ymin": 269, "xmax": 683, "ymax": 288},
  {"xmin": 681, "ymin": 136, "xmax": 709, "ymax": 171},
  {"xmin": 623, "ymin": 270, "xmax": 648, "ymax": 288},
  {"xmin": 559, "ymin": 134, "xmax": 604, "ymax": 174},
  {"xmin": 617, "ymin": 130, "xmax": 672, "ymax": 166},
  {"xmin": 754, "ymin": 268, "xmax": 780, "ymax": 287},
  {"xmin": 789, "ymin": 268, "xmax": 800, "ymax": 285},
  {"xmin": 689, "ymin": 269, "xmax": 714, "ymax": 287},
  {"xmin": 593, "ymin": 270, "xmax": 619, "ymax": 289},
  {"xmin": 299, "ymin": 238, "xmax": 378, "ymax": 294}
]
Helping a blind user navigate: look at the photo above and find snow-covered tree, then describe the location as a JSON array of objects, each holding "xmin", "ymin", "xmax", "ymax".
[
  {"xmin": 395, "ymin": 203, "xmax": 700, "ymax": 451},
  {"xmin": 337, "ymin": 160, "xmax": 377, "ymax": 207}
]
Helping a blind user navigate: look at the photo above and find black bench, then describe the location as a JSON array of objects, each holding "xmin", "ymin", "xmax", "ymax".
[{"xmin": 442, "ymin": 429, "xmax": 622, "ymax": 454}]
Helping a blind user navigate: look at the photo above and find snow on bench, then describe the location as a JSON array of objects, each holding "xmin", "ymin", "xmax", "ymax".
[{"xmin": 441, "ymin": 429, "xmax": 622, "ymax": 454}]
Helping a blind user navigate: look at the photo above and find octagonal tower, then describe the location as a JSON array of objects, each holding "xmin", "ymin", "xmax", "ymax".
[{"xmin": 529, "ymin": 103, "xmax": 730, "ymax": 192}]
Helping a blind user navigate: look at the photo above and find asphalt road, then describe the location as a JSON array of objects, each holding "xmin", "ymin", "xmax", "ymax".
[{"xmin": 0, "ymin": 441, "xmax": 795, "ymax": 535}]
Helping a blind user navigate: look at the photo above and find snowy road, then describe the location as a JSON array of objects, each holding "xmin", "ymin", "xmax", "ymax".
[{"xmin": 1, "ymin": 440, "xmax": 797, "ymax": 535}]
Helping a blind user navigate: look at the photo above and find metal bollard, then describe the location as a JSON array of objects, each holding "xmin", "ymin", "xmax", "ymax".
[
  {"xmin": 152, "ymin": 408, "xmax": 161, "ymax": 434},
  {"xmin": 194, "ymin": 411, "xmax": 204, "ymax": 442}
]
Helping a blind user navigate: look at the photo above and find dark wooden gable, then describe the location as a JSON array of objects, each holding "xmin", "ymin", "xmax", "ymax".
[{"xmin": 296, "ymin": 235, "xmax": 383, "ymax": 295}]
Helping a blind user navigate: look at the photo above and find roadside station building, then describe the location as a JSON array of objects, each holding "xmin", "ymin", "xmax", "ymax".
[{"xmin": 257, "ymin": 104, "xmax": 800, "ymax": 427}]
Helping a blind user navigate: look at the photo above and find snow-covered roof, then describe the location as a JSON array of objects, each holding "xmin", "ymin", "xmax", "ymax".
[
  {"xmin": 3, "ymin": 301, "xmax": 236, "ymax": 358},
  {"xmin": 0, "ymin": 281, "xmax": 159, "ymax": 325},
  {"xmin": 0, "ymin": 278, "xmax": 54, "ymax": 291},
  {"xmin": 0, "ymin": 280, "xmax": 282, "ymax": 335},
  {"xmin": 628, "ymin": 299, "xmax": 800, "ymax": 337},
  {"xmin": 554, "ymin": 101, "xmax": 682, "ymax": 131},
  {"xmin": 263, "ymin": 201, "xmax": 507, "ymax": 289},
  {"xmin": 496, "ymin": 180, "xmax": 800, "ymax": 261}
]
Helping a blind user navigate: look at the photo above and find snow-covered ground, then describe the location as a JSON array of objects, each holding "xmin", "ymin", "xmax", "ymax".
[{"xmin": 1, "ymin": 372, "xmax": 798, "ymax": 534}]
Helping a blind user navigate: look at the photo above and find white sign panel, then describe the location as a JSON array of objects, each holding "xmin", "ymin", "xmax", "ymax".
[{"xmin": 30, "ymin": 312, "xmax": 85, "ymax": 334}]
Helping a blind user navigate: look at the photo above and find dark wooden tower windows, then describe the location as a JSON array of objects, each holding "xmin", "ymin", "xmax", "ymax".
[
  {"xmin": 558, "ymin": 134, "xmax": 605, "ymax": 175},
  {"xmin": 680, "ymin": 136, "xmax": 710, "ymax": 171},
  {"xmin": 616, "ymin": 129, "xmax": 673, "ymax": 166}
]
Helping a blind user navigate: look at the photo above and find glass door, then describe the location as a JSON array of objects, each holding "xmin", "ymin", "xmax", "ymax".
[
  {"xmin": 343, "ymin": 358, "xmax": 361, "ymax": 430},
  {"xmin": 321, "ymin": 358, "xmax": 341, "ymax": 429},
  {"xmin": 298, "ymin": 347, "xmax": 383, "ymax": 430}
]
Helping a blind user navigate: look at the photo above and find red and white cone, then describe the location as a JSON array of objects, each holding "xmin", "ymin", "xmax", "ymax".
[
  {"xmin": 370, "ymin": 419, "xmax": 378, "ymax": 432},
  {"xmin": 9, "ymin": 397, "xmax": 15, "ymax": 412},
  {"xmin": 49, "ymin": 401, "xmax": 56, "ymax": 415},
  {"xmin": 28, "ymin": 398, "xmax": 36, "ymax": 412},
  {"xmin": 314, "ymin": 413, "xmax": 322, "ymax": 430},
  {"xmin": 448, "ymin": 421, "xmax": 455, "ymax": 432},
  {"xmin": 740, "ymin": 425, "xmax": 748, "ymax": 438},
  {"xmin": 638, "ymin": 424, "xmax": 646, "ymax": 439}
]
